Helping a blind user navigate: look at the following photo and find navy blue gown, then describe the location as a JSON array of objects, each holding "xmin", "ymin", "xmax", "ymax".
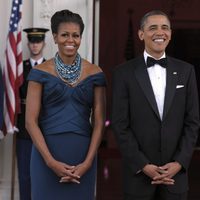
[{"xmin": 27, "ymin": 68, "xmax": 106, "ymax": 200}]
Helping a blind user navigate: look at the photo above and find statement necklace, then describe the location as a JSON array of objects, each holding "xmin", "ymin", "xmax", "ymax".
[{"xmin": 54, "ymin": 52, "xmax": 82, "ymax": 85}]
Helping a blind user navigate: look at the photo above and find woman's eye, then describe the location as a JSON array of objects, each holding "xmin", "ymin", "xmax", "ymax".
[
  {"xmin": 61, "ymin": 33, "xmax": 68, "ymax": 37},
  {"xmin": 73, "ymin": 34, "xmax": 80, "ymax": 38},
  {"xmin": 59, "ymin": 33, "xmax": 80, "ymax": 38}
]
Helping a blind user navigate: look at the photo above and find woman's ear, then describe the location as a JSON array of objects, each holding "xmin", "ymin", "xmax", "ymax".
[{"xmin": 53, "ymin": 33, "xmax": 57, "ymax": 44}]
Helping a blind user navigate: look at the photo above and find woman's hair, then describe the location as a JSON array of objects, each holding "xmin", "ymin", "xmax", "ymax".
[
  {"xmin": 51, "ymin": 9, "xmax": 85, "ymax": 35},
  {"xmin": 140, "ymin": 10, "xmax": 171, "ymax": 30}
]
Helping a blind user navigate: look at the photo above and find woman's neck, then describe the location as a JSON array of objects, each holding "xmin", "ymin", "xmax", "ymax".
[{"xmin": 58, "ymin": 53, "xmax": 76, "ymax": 65}]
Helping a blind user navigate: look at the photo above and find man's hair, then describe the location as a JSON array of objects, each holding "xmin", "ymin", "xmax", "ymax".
[{"xmin": 140, "ymin": 10, "xmax": 171, "ymax": 30}]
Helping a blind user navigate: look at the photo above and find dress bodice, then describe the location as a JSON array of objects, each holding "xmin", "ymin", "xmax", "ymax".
[{"xmin": 27, "ymin": 68, "xmax": 106, "ymax": 137}]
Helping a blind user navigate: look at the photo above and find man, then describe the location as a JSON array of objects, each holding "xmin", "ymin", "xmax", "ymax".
[
  {"xmin": 112, "ymin": 10, "xmax": 199, "ymax": 200},
  {"xmin": 17, "ymin": 27, "xmax": 49, "ymax": 200}
]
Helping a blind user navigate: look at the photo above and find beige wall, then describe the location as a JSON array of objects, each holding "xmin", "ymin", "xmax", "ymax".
[
  {"xmin": 0, "ymin": 0, "xmax": 96, "ymax": 199},
  {"xmin": 0, "ymin": 1, "xmax": 33, "ymax": 198},
  {"xmin": 0, "ymin": 0, "xmax": 33, "ymax": 62}
]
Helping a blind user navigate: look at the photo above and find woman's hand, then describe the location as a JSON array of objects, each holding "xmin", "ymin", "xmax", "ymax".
[
  {"xmin": 60, "ymin": 161, "xmax": 91, "ymax": 183},
  {"xmin": 47, "ymin": 159, "xmax": 80, "ymax": 183},
  {"xmin": 73, "ymin": 161, "xmax": 91, "ymax": 177}
]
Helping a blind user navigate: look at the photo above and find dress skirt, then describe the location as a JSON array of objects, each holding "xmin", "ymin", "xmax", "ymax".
[{"xmin": 30, "ymin": 132, "xmax": 96, "ymax": 200}]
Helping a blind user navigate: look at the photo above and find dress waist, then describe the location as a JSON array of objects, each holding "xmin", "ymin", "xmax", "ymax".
[{"xmin": 39, "ymin": 120, "xmax": 92, "ymax": 137}]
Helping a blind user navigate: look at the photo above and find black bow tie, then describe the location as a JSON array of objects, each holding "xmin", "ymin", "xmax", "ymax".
[{"xmin": 146, "ymin": 57, "xmax": 167, "ymax": 68}]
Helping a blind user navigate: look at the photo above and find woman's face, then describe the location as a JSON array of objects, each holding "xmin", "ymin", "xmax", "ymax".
[{"xmin": 53, "ymin": 22, "xmax": 81, "ymax": 60}]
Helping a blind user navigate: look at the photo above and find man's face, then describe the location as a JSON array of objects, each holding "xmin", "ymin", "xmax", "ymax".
[
  {"xmin": 28, "ymin": 41, "xmax": 45, "ymax": 56},
  {"xmin": 138, "ymin": 15, "xmax": 171, "ymax": 58}
]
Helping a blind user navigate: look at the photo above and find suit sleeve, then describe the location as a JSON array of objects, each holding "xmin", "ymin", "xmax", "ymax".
[
  {"xmin": 111, "ymin": 67, "xmax": 149, "ymax": 173},
  {"xmin": 173, "ymin": 66, "xmax": 200, "ymax": 170}
]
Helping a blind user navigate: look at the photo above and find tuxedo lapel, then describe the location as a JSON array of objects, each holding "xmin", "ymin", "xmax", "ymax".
[
  {"xmin": 162, "ymin": 58, "xmax": 178, "ymax": 120},
  {"xmin": 134, "ymin": 58, "xmax": 160, "ymax": 119}
]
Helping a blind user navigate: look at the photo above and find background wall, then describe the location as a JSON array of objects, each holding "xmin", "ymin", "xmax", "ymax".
[
  {"xmin": 0, "ymin": 0, "xmax": 95, "ymax": 199},
  {"xmin": 97, "ymin": 1, "xmax": 200, "ymax": 199},
  {"xmin": 0, "ymin": 0, "xmax": 94, "ymax": 62},
  {"xmin": 2, "ymin": 0, "xmax": 200, "ymax": 199},
  {"xmin": 100, "ymin": 0, "xmax": 200, "ymax": 66},
  {"xmin": 0, "ymin": 1, "xmax": 32, "ymax": 199},
  {"xmin": 0, "ymin": 0, "xmax": 33, "ymax": 62},
  {"xmin": 99, "ymin": 0, "xmax": 200, "ymax": 123}
]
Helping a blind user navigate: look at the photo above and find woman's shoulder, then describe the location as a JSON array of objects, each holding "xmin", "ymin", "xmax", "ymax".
[
  {"xmin": 28, "ymin": 59, "xmax": 56, "ymax": 81},
  {"xmin": 34, "ymin": 58, "xmax": 55, "ymax": 74},
  {"xmin": 81, "ymin": 59, "xmax": 106, "ymax": 86},
  {"xmin": 82, "ymin": 59, "xmax": 103, "ymax": 75}
]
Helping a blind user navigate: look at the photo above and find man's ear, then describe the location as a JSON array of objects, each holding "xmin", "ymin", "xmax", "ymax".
[
  {"xmin": 138, "ymin": 30, "xmax": 144, "ymax": 41},
  {"xmin": 169, "ymin": 29, "xmax": 172, "ymax": 41}
]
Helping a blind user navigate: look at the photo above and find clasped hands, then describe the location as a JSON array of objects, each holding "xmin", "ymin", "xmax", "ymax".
[
  {"xmin": 142, "ymin": 162, "xmax": 182, "ymax": 185},
  {"xmin": 47, "ymin": 159, "xmax": 90, "ymax": 184}
]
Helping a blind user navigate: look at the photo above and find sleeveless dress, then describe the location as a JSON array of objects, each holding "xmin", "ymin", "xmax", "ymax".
[{"xmin": 27, "ymin": 68, "xmax": 106, "ymax": 200}]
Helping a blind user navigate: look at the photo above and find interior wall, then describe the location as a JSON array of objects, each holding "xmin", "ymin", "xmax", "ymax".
[
  {"xmin": 99, "ymin": 0, "xmax": 200, "ymax": 146},
  {"xmin": 0, "ymin": 1, "xmax": 96, "ymax": 199},
  {"xmin": 100, "ymin": 0, "xmax": 200, "ymax": 67},
  {"xmin": 0, "ymin": 1, "xmax": 32, "ymax": 199}
]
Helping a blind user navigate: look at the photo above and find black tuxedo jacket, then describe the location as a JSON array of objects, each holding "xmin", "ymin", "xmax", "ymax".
[
  {"xmin": 112, "ymin": 55, "xmax": 200, "ymax": 195},
  {"xmin": 17, "ymin": 58, "xmax": 46, "ymax": 139}
]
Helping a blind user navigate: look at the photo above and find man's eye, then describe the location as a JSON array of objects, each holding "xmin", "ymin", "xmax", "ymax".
[
  {"xmin": 149, "ymin": 27, "xmax": 156, "ymax": 31},
  {"xmin": 162, "ymin": 26, "xmax": 170, "ymax": 30}
]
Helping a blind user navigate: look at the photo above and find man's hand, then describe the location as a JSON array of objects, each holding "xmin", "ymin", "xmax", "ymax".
[
  {"xmin": 142, "ymin": 163, "xmax": 175, "ymax": 185},
  {"xmin": 142, "ymin": 164, "xmax": 161, "ymax": 179},
  {"xmin": 154, "ymin": 161, "xmax": 182, "ymax": 179}
]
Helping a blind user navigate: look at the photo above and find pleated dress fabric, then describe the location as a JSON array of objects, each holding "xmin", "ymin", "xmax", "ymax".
[{"xmin": 27, "ymin": 69, "xmax": 106, "ymax": 200}]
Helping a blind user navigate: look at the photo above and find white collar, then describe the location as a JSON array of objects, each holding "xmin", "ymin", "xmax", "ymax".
[
  {"xmin": 143, "ymin": 50, "xmax": 166, "ymax": 64},
  {"xmin": 30, "ymin": 57, "xmax": 44, "ymax": 67}
]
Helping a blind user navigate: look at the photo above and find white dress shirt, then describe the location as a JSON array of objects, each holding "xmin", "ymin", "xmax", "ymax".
[
  {"xmin": 144, "ymin": 51, "xmax": 166, "ymax": 120},
  {"xmin": 30, "ymin": 57, "xmax": 44, "ymax": 67}
]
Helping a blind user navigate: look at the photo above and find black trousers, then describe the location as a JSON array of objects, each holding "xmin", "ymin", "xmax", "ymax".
[
  {"xmin": 124, "ymin": 185, "xmax": 187, "ymax": 200},
  {"xmin": 16, "ymin": 138, "xmax": 32, "ymax": 200}
]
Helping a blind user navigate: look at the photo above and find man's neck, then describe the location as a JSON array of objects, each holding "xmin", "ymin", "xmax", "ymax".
[
  {"xmin": 30, "ymin": 54, "xmax": 43, "ymax": 61},
  {"xmin": 144, "ymin": 50, "xmax": 166, "ymax": 59}
]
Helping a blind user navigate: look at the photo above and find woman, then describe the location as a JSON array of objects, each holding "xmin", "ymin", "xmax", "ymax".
[{"xmin": 25, "ymin": 9, "xmax": 106, "ymax": 200}]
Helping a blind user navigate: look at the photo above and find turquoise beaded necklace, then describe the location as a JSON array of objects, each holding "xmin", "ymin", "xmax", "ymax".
[{"xmin": 54, "ymin": 52, "xmax": 82, "ymax": 85}]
